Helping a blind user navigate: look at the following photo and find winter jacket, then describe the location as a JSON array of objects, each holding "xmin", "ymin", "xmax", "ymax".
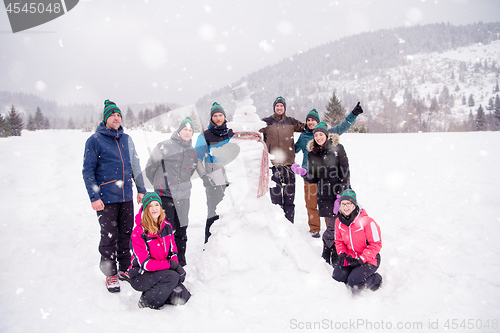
[
  {"xmin": 128, "ymin": 206, "xmax": 179, "ymax": 279},
  {"xmin": 260, "ymin": 113, "xmax": 305, "ymax": 166},
  {"xmin": 295, "ymin": 112, "xmax": 357, "ymax": 171},
  {"xmin": 194, "ymin": 123, "xmax": 234, "ymax": 186},
  {"xmin": 82, "ymin": 122, "xmax": 146, "ymax": 204},
  {"xmin": 145, "ymin": 131, "xmax": 198, "ymax": 200},
  {"xmin": 306, "ymin": 133, "xmax": 350, "ymax": 202},
  {"xmin": 334, "ymin": 208, "xmax": 382, "ymax": 266}
]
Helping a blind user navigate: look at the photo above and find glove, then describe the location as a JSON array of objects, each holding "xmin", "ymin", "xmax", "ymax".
[
  {"xmin": 291, "ymin": 163, "xmax": 307, "ymax": 176},
  {"xmin": 346, "ymin": 255, "xmax": 364, "ymax": 267},
  {"xmin": 202, "ymin": 175, "xmax": 215, "ymax": 188},
  {"xmin": 333, "ymin": 194, "xmax": 341, "ymax": 215},
  {"xmin": 352, "ymin": 102, "xmax": 363, "ymax": 116},
  {"xmin": 338, "ymin": 252, "xmax": 348, "ymax": 267},
  {"xmin": 169, "ymin": 260, "xmax": 186, "ymax": 283}
]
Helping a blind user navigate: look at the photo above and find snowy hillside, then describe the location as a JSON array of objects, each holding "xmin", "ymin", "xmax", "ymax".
[
  {"xmin": 0, "ymin": 129, "xmax": 499, "ymax": 332},
  {"xmin": 315, "ymin": 40, "xmax": 500, "ymax": 131}
]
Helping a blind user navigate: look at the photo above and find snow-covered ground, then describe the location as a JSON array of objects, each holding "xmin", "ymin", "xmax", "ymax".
[{"xmin": 0, "ymin": 129, "xmax": 499, "ymax": 333}]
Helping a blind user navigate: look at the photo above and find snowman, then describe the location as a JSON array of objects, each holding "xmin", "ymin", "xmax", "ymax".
[{"xmin": 193, "ymin": 83, "xmax": 322, "ymax": 286}]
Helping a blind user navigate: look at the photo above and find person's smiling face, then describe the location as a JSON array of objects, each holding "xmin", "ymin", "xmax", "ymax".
[
  {"xmin": 105, "ymin": 112, "xmax": 122, "ymax": 131},
  {"xmin": 314, "ymin": 132, "xmax": 327, "ymax": 146},
  {"xmin": 274, "ymin": 103, "xmax": 285, "ymax": 115},
  {"xmin": 340, "ymin": 200, "xmax": 355, "ymax": 216},
  {"xmin": 148, "ymin": 200, "xmax": 161, "ymax": 220}
]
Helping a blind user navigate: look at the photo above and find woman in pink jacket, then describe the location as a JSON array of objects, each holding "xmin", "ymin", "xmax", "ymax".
[
  {"xmin": 328, "ymin": 189, "xmax": 383, "ymax": 293},
  {"xmin": 128, "ymin": 192, "xmax": 190, "ymax": 309}
]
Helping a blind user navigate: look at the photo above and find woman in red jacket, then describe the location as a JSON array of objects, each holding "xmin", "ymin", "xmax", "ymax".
[
  {"xmin": 328, "ymin": 189, "xmax": 383, "ymax": 293},
  {"xmin": 128, "ymin": 192, "xmax": 190, "ymax": 309}
]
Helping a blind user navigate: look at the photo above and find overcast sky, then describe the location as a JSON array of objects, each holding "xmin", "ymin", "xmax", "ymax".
[{"xmin": 1, "ymin": 0, "xmax": 500, "ymax": 106}]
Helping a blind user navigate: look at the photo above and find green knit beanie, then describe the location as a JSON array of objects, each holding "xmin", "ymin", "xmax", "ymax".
[
  {"xmin": 210, "ymin": 102, "xmax": 226, "ymax": 118},
  {"xmin": 142, "ymin": 192, "xmax": 162, "ymax": 208},
  {"xmin": 103, "ymin": 99, "xmax": 122, "ymax": 123},
  {"xmin": 339, "ymin": 189, "xmax": 357, "ymax": 205},
  {"xmin": 306, "ymin": 109, "xmax": 320, "ymax": 123},
  {"xmin": 273, "ymin": 96, "xmax": 286, "ymax": 112},
  {"xmin": 177, "ymin": 116, "xmax": 194, "ymax": 132},
  {"xmin": 313, "ymin": 121, "xmax": 329, "ymax": 137}
]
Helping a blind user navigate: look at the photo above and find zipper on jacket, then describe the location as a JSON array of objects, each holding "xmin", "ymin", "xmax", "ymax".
[
  {"xmin": 348, "ymin": 225, "xmax": 357, "ymax": 258},
  {"xmin": 114, "ymin": 138, "xmax": 126, "ymax": 201}
]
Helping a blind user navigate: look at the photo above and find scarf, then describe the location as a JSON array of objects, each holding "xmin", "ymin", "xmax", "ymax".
[
  {"xmin": 338, "ymin": 205, "xmax": 360, "ymax": 227},
  {"xmin": 209, "ymin": 120, "xmax": 230, "ymax": 137},
  {"xmin": 232, "ymin": 132, "xmax": 269, "ymax": 198}
]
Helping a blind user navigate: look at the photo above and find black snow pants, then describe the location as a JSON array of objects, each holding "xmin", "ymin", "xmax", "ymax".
[
  {"xmin": 270, "ymin": 165, "xmax": 295, "ymax": 223},
  {"xmin": 161, "ymin": 196, "xmax": 188, "ymax": 266},
  {"xmin": 332, "ymin": 254, "xmax": 382, "ymax": 293},
  {"xmin": 96, "ymin": 201, "xmax": 134, "ymax": 277},
  {"xmin": 321, "ymin": 216, "xmax": 338, "ymax": 265},
  {"xmin": 204, "ymin": 184, "xmax": 226, "ymax": 243},
  {"xmin": 130, "ymin": 269, "xmax": 180, "ymax": 309}
]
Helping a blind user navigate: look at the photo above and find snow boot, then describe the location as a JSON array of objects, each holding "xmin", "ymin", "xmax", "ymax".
[
  {"xmin": 368, "ymin": 273, "xmax": 383, "ymax": 291},
  {"xmin": 105, "ymin": 275, "xmax": 120, "ymax": 293},
  {"xmin": 118, "ymin": 271, "xmax": 130, "ymax": 282},
  {"xmin": 138, "ymin": 295, "xmax": 160, "ymax": 310}
]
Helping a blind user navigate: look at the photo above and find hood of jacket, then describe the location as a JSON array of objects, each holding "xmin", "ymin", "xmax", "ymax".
[
  {"xmin": 135, "ymin": 205, "xmax": 144, "ymax": 226},
  {"xmin": 96, "ymin": 121, "xmax": 124, "ymax": 139},
  {"xmin": 306, "ymin": 133, "xmax": 340, "ymax": 153}
]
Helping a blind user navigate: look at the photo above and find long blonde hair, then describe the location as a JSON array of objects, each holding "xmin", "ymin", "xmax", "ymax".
[{"xmin": 141, "ymin": 203, "xmax": 166, "ymax": 235}]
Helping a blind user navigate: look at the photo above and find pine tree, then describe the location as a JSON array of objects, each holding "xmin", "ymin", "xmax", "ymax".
[
  {"xmin": 34, "ymin": 107, "xmax": 45, "ymax": 130},
  {"xmin": 7, "ymin": 105, "xmax": 24, "ymax": 136},
  {"xmin": 125, "ymin": 107, "xmax": 136, "ymax": 127},
  {"xmin": 26, "ymin": 114, "xmax": 36, "ymax": 131},
  {"xmin": 440, "ymin": 85, "xmax": 451, "ymax": 106},
  {"xmin": 0, "ymin": 114, "xmax": 7, "ymax": 137},
  {"xmin": 43, "ymin": 117, "xmax": 50, "ymax": 129},
  {"xmin": 153, "ymin": 104, "xmax": 168, "ymax": 117},
  {"xmin": 468, "ymin": 94, "xmax": 475, "ymax": 107},
  {"xmin": 68, "ymin": 117, "xmax": 76, "ymax": 129},
  {"xmin": 487, "ymin": 97, "xmax": 495, "ymax": 110},
  {"xmin": 475, "ymin": 104, "xmax": 486, "ymax": 131},
  {"xmin": 494, "ymin": 95, "xmax": 500, "ymax": 127},
  {"xmin": 138, "ymin": 110, "xmax": 144, "ymax": 124},
  {"xmin": 468, "ymin": 110, "xmax": 475, "ymax": 131},
  {"xmin": 429, "ymin": 97, "xmax": 439, "ymax": 112},
  {"xmin": 189, "ymin": 108, "xmax": 203, "ymax": 133},
  {"xmin": 324, "ymin": 91, "xmax": 346, "ymax": 126},
  {"xmin": 144, "ymin": 108, "xmax": 152, "ymax": 122}
]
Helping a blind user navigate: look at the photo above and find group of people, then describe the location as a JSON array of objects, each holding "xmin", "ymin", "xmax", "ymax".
[
  {"xmin": 82, "ymin": 96, "xmax": 383, "ymax": 309},
  {"xmin": 261, "ymin": 96, "xmax": 382, "ymax": 293}
]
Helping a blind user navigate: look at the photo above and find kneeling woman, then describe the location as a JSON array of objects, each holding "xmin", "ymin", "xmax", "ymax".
[
  {"xmin": 128, "ymin": 192, "xmax": 190, "ymax": 309},
  {"xmin": 329, "ymin": 189, "xmax": 383, "ymax": 293}
]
